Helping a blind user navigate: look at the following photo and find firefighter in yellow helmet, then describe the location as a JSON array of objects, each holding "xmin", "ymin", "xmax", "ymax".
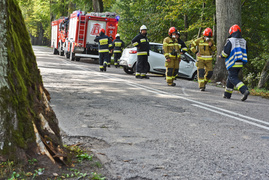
[
  {"xmin": 163, "ymin": 27, "xmax": 181, "ymax": 86},
  {"xmin": 190, "ymin": 28, "xmax": 216, "ymax": 91}
]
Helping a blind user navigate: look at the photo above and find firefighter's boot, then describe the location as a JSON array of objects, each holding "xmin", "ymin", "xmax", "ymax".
[
  {"xmin": 168, "ymin": 83, "xmax": 176, "ymax": 86},
  {"xmin": 241, "ymin": 90, "xmax": 250, "ymax": 101}
]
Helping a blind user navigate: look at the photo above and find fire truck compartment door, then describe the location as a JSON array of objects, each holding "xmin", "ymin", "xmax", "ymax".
[{"xmin": 86, "ymin": 20, "xmax": 107, "ymax": 44}]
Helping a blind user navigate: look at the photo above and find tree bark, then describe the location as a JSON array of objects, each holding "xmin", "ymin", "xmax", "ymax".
[
  {"xmin": 258, "ymin": 60, "xmax": 269, "ymax": 89},
  {"xmin": 0, "ymin": 0, "xmax": 68, "ymax": 164},
  {"xmin": 183, "ymin": 14, "xmax": 188, "ymax": 41},
  {"xmin": 92, "ymin": 0, "xmax": 103, "ymax": 12},
  {"xmin": 197, "ymin": 2, "xmax": 205, "ymax": 38},
  {"xmin": 213, "ymin": 0, "xmax": 241, "ymax": 83}
]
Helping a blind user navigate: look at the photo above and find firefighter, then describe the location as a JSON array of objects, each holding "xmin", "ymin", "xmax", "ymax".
[
  {"xmin": 220, "ymin": 24, "xmax": 249, "ymax": 101},
  {"xmin": 108, "ymin": 36, "xmax": 113, "ymax": 67},
  {"xmin": 163, "ymin": 27, "xmax": 182, "ymax": 86},
  {"xmin": 191, "ymin": 28, "xmax": 216, "ymax": 91},
  {"xmin": 112, "ymin": 34, "xmax": 125, "ymax": 68},
  {"xmin": 94, "ymin": 29, "xmax": 112, "ymax": 71},
  {"xmin": 132, "ymin": 25, "xmax": 150, "ymax": 79}
]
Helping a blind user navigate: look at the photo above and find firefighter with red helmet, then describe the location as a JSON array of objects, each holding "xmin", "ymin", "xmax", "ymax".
[
  {"xmin": 132, "ymin": 25, "xmax": 150, "ymax": 79},
  {"xmin": 191, "ymin": 27, "xmax": 216, "ymax": 91},
  {"xmin": 220, "ymin": 24, "xmax": 249, "ymax": 101},
  {"xmin": 163, "ymin": 27, "xmax": 181, "ymax": 86},
  {"xmin": 112, "ymin": 33, "xmax": 125, "ymax": 68},
  {"xmin": 94, "ymin": 28, "xmax": 113, "ymax": 71}
]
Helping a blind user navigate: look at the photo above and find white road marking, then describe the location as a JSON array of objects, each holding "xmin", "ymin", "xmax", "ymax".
[
  {"xmin": 192, "ymin": 104, "xmax": 269, "ymax": 131},
  {"xmin": 60, "ymin": 57, "xmax": 269, "ymax": 131}
]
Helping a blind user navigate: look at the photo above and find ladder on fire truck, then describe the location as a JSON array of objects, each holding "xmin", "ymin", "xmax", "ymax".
[{"xmin": 77, "ymin": 14, "xmax": 87, "ymax": 46}]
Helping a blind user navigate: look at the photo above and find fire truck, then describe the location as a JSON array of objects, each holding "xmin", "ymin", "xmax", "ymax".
[
  {"xmin": 51, "ymin": 10, "xmax": 119, "ymax": 61},
  {"xmin": 51, "ymin": 17, "xmax": 68, "ymax": 55}
]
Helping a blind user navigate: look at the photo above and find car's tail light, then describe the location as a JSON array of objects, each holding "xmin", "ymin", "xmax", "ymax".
[{"xmin": 129, "ymin": 50, "xmax": 137, "ymax": 54}]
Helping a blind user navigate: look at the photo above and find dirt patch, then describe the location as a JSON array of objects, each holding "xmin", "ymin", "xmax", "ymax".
[{"xmin": 0, "ymin": 135, "xmax": 111, "ymax": 180}]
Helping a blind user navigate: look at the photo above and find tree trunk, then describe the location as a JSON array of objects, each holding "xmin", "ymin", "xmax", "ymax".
[
  {"xmin": 0, "ymin": 0, "xmax": 68, "ymax": 165},
  {"xmin": 92, "ymin": 0, "xmax": 103, "ymax": 12},
  {"xmin": 258, "ymin": 60, "xmax": 269, "ymax": 89},
  {"xmin": 197, "ymin": 2, "xmax": 205, "ymax": 38},
  {"xmin": 184, "ymin": 14, "xmax": 188, "ymax": 41},
  {"xmin": 213, "ymin": 0, "xmax": 241, "ymax": 83}
]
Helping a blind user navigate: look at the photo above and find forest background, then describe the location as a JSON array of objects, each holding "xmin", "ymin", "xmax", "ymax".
[{"xmin": 17, "ymin": 0, "xmax": 269, "ymax": 90}]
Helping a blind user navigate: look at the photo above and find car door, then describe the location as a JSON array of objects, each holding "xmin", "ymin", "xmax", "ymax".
[
  {"xmin": 148, "ymin": 44, "xmax": 166, "ymax": 74},
  {"xmin": 178, "ymin": 53, "xmax": 196, "ymax": 78}
]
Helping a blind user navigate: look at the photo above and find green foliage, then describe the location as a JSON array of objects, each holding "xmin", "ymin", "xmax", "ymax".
[
  {"xmin": 241, "ymin": 0, "xmax": 269, "ymax": 89},
  {"xmin": 28, "ymin": 158, "xmax": 38, "ymax": 165},
  {"xmin": 77, "ymin": 153, "xmax": 93, "ymax": 162}
]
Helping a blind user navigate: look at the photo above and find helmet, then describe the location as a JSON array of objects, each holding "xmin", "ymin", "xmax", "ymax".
[
  {"xmin": 203, "ymin": 28, "xmax": 213, "ymax": 37},
  {"xmin": 140, "ymin": 25, "xmax": 147, "ymax": 32},
  {"xmin": 168, "ymin": 27, "xmax": 177, "ymax": 36},
  {"xmin": 99, "ymin": 28, "xmax": 105, "ymax": 34},
  {"xmin": 116, "ymin": 33, "xmax": 120, "ymax": 37},
  {"xmin": 229, "ymin": 24, "xmax": 241, "ymax": 35}
]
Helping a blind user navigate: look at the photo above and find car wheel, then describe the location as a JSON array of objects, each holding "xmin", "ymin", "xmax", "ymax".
[
  {"xmin": 192, "ymin": 71, "xmax": 197, "ymax": 80},
  {"xmin": 52, "ymin": 47, "xmax": 58, "ymax": 55},
  {"xmin": 123, "ymin": 67, "xmax": 134, "ymax": 74}
]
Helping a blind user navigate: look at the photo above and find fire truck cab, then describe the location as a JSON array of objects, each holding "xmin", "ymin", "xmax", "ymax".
[
  {"xmin": 64, "ymin": 10, "xmax": 119, "ymax": 61},
  {"xmin": 51, "ymin": 17, "xmax": 68, "ymax": 55}
]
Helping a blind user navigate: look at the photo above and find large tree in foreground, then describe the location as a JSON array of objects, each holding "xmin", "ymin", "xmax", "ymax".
[
  {"xmin": 0, "ymin": 0, "xmax": 67, "ymax": 165},
  {"xmin": 213, "ymin": 0, "xmax": 241, "ymax": 83}
]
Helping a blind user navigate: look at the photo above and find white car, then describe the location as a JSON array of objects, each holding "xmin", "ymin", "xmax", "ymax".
[{"xmin": 119, "ymin": 42, "xmax": 197, "ymax": 80}]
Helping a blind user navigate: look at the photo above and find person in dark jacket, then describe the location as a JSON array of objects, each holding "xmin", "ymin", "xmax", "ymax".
[
  {"xmin": 131, "ymin": 25, "xmax": 150, "ymax": 79},
  {"xmin": 112, "ymin": 34, "xmax": 125, "ymax": 68},
  {"xmin": 176, "ymin": 31, "xmax": 188, "ymax": 54},
  {"xmin": 220, "ymin": 24, "xmax": 249, "ymax": 101},
  {"xmin": 108, "ymin": 36, "xmax": 113, "ymax": 67},
  {"xmin": 94, "ymin": 29, "xmax": 112, "ymax": 71}
]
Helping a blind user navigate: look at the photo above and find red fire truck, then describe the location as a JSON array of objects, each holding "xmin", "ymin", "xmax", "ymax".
[
  {"xmin": 51, "ymin": 10, "xmax": 119, "ymax": 61},
  {"xmin": 51, "ymin": 17, "xmax": 68, "ymax": 55}
]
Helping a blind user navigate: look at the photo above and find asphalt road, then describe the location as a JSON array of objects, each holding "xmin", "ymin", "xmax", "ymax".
[{"xmin": 34, "ymin": 46, "xmax": 269, "ymax": 180}]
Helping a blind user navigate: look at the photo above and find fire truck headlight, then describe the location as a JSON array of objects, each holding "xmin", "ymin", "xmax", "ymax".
[{"xmin": 116, "ymin": 16, "xmax": 120, "ymax": 21}]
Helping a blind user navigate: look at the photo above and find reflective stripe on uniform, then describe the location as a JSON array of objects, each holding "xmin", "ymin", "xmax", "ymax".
[
  {"xmin": 198, "ymin": 56, "xmax": 213, "ymax": 60},
  {"xmin": 133, "ymin": 42, "xmax": 139, "ymax": 46},
  {"xmin": 198, "ymin": 79, "xmax": 205, "ymax": 83},
  {"xmin": 136, "ymin": 72, "xmax": 141, "ymax": 76},
  {"xmin": 166, "ymin": 76, "xmax": 173, "ymax": 80},
  {"xmin": 236, "ymin": 82, "xmax": 245, "ymax": 90},
  {"xmin": 222, "ymin": 51, "xmax": 228, "ymax": 58},
  {"xmin": 109, "ymin": 44, "xmax": 112, "ymax": 47},
  {"xmin": 163, "ymin": 43, "xmax": 178, "ymax": 47},
  {"xmin": 99, "ymin": 38, "xmax": 108, "ymax": 45},
  {"xmin": 100, "ymin": 66, "xmax": 104, "ymax": 68},
  {"xmin": 182, "ymin": 47, "xmax": 188, "ymax": 51},
  {"xmin": 115, "ymin": 42, "xmax": 122, "ymax": 46},
  {"xmin": 232, "ymin": 61, "xmax": 243, "ymax": 67},
  {"xmin": 99, "ymin": 49, "xmax": 109, "ymax": 53},
  {"xmin": 141, "ymin": 38, "xmax": 147, "ymax": 43},
  {"xmin": 114, "ymin": 50, "xmax": 122, "ymax": 53},
  {"xmin": 190, "ymin": 47, "xmax": 195, "ymax": 51},
  {"xmin": 225, "ymin": 88, "xmax": 233, "ymax": 94},
  {"xmin": 137, "ymin": 51, "xmax": 148, "ymax": 55}
]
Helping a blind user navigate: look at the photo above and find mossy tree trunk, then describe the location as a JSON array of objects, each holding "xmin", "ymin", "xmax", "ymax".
[{"xmin": 0, "ymin": 0, "xmax": 67, "ymax": 165}]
